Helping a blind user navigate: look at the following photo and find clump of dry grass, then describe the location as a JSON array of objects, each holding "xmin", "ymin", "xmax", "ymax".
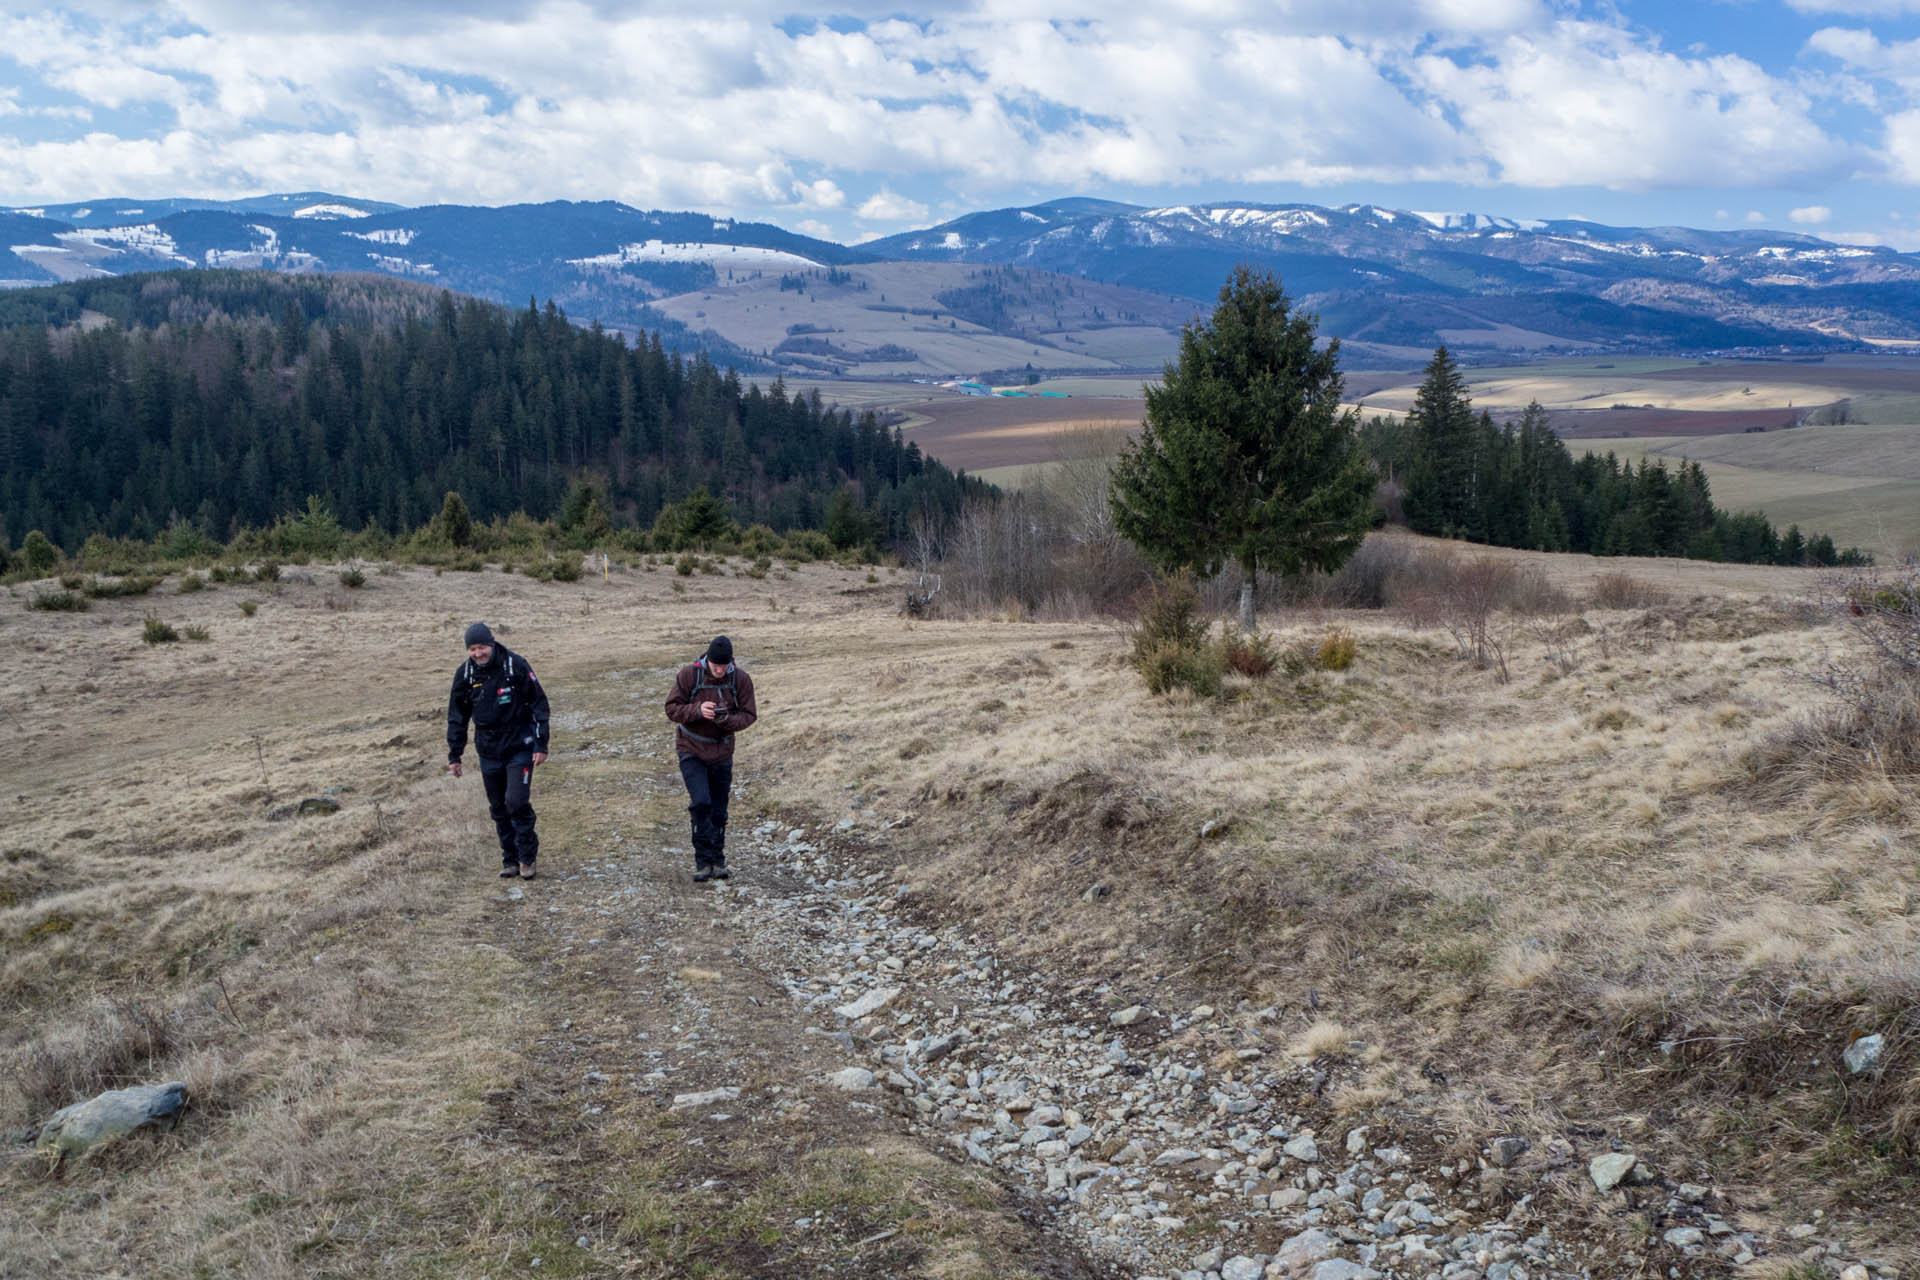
[
  {"xmin": 1590, "ymin": 570, "xmax": 1668, "ymax": 610},
  {"xmin": 11, "ymin": 997, "xmax": 189, "ymax": 1118}
]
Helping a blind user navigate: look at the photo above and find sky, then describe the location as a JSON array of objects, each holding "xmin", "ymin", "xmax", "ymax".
[{"xmin": 5, "ymin": 1, "xmax": 1920, "ymax": 247}]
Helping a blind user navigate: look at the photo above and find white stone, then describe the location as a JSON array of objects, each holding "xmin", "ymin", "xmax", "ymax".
[
  {"xmin": 1589, "ymin": 1152, "xmax": 1636, "ymax": 1192},
  {"xmin": 1844, "ymin": 1034, "xmax": 1885, "ymax": 1074},
  {"xmin": 1111, "ymin": 1005, "xmax": 1147, "ymax": 1027},
  {"xmin": 670, "ymin": 1087, "xmax": 740, "ymax": 1110},
  {"xmin": 1284, "ymin": 1135, "xmax": 1320, "ymax": 1163},
  {"xmin": 827, "ymin": 1067, "xmax": 876, "ymax": 1090},
  {"xmin": 834, "ymin": 986, "xmax": 901, "ymax": 1019}
]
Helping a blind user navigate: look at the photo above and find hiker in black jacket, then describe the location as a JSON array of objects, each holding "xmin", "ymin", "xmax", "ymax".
[{"xmin": 447, "ymin": 621, "xmax": 550, "ymax": 879}]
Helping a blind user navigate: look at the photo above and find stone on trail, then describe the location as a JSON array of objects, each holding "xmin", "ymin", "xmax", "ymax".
[
  {"xmin": 35, "ymin": 1081, "xmax": 187, "ymax": 1158},
  {"xmin": 1223, "ymin": 1257, "xmax": 1265, "ymax": 1280},
  {"xmin": 1266, "ymin": 1227, "xmax": 1339, "ymax": 1273},
  {"xmin": 670, "ymin": 1087, "xmax": 741, "ymax": 1111},
  {"xmin": 1109, "ymin": 1005, "xmax": 1146, "ymax": 1027},
  {"xmin": 1589, "ymin": 1151, "xmax": 1637, "ymax": 1192},
  {"xmin": 1283, "ymin": 1134, "xmax": 1319, "ymax": 1163},
  {"xmin": 834, "ymin": 986, "xmax": 901, "ymax": 1020},
  {"xmin": 1309, "ymin": 1262, "xmax": 1379, "ymax": 1280},
  {"xmin": 827, "ymin": 1067, "xmax": 876, "ymax": 1091}
]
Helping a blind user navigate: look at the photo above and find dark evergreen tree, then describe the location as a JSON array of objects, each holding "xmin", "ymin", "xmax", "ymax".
[
  {"xmin": 1109, "ymin": 267, "xmax": 1375, "ymax": 630},
  {"xmin": 1401, "ymin": 345, "xmax": 1481, "ymax": 538}
]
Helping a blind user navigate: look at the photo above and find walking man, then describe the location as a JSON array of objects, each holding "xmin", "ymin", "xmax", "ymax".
[
  {"xmin": 448, "ymin": 622, "xmax": 550, "ymax": 879},
  {"xmin": 665, "ymin": 635, "xmax": 757, "ymax": 881}
]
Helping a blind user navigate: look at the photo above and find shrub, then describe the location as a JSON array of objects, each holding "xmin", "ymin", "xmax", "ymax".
[
  {"xmin": 548, "ymin": 556, "xmax": 582, "ymax": 583},
  {"xmin": 59, "ymin": 573, "xmax": 84, "ymax": 590},
  {"xmin": 1754, "ymin": 566, "xmax": 1920, "ymax": 785},
  {"xmin": 784, "ymin": 530, "xmax": 835, "ymax": 562},
  {"xmin": 675, "ymin": 553, "xmax": 697, "ymax": 576},
  {"xmin": 255, "ymin": 562, "xmax": 281, "ymax": 582},
  {"xmin": 29, "ymin": 590, "xmax": 89, "ymax": 612},
  {"xmin": 1129, "ymin": 577, "xmax": 1224, "ymax": 696},
  {"xmin": 1222, "ymin": 629, "xmax": 1278, "ymax": 677},
  {"xmin": 84, "ymin": 575, "xmax": 162, "ymax": 598},
  {"xmin": 338, "ymin": 567, "xmax": 367, "ymax": 588},
  {"xmin": 1590, "ymin": 571, "xmax": 1668, "ymax": 610},
  {"xmin": 238, "ymin": 600, "xmax": 258, "ymax": 617},
  {"xmin": 20, "ymin": 529, "xmax": 59, "ymax": 575},
  {"xmin": 174, "ymin": 573, "xmax": 205, "ymax": 594},
  {"xmin": 1314, "ymin": 627, "xmax": 1357, "ymax": 671},
  {"xmin": 1136, "ymin": 639, "xmax": 1225, "ymax": 697},
  {"xmin": 143, "ymin": 613, "xmax": 179, "ymax": 643},
  {"xmin": 183, "ymin": 624, "xmax": 211, "ymax": 642}
]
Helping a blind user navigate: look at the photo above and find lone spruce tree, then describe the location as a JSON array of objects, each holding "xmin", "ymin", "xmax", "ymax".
[{"xmin": 1109, "ymin": 267, "xmax": 1375, "ymax": 631}]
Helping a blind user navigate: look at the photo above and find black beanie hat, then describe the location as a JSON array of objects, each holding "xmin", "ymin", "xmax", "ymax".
[
  {"xmin": 464, "ymin": 621, "xmax": 495, "ymax": 647},
  {"xmin": 705, "ymin": 635, "xmax": 733, "ymax": 665}
]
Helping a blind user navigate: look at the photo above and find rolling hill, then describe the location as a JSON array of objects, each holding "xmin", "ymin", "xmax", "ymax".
[{"xmin": 9, "ymin": 192, "xmax": 1920, "ymax": 370}]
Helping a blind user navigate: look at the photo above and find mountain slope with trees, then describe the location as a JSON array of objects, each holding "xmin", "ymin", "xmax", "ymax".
[{"xmin": 0, "ymin": 271, "xmax": 978, "ymax": 550}]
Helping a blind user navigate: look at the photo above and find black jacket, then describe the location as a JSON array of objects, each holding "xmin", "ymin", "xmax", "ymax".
[{"xmin": 448, "ymin": 647, "xmax": 550, "ymax": 764}]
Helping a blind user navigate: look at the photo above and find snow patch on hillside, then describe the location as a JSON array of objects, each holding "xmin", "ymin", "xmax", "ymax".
[
  {"xmin": 567, "ymin": 240, "xmax": 821, "ymax": 270},
  {"xmin": 294, "ymin": 203, "xmax": 371, "ymax": 219},
  {"xmin": 349, "ymin": 227, "xmax": 417, "ymax": 246},
  {"xmin": 57, "ymin": 224, "xmax": 191, "ymax": 262},
  {"xmin": 1019, "ymin": 211, "xmax": 1048, "ymax": 223}
]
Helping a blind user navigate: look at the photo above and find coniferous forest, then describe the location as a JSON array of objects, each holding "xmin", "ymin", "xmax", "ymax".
[
  {"xmin": 0, "ymin": 271, "xmax": 979, "ymax": 550},
  {"xmin": 1362, "ymin": 346, "xmax": 1871, "ymax": 567}
]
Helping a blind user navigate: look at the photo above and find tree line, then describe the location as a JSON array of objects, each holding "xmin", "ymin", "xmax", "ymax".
[
  {"xmin": 1361, "ymin": 346, "xmax": 1869, "ymax": 566},
  {"xmin": 0, "ymin": 270, "xmax": 982, "ymax": 551}
]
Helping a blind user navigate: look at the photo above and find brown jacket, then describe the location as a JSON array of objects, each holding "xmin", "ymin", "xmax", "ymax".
[{"xmin": 665, "ymin": 661, "xmax": 757, "ymax": 763}]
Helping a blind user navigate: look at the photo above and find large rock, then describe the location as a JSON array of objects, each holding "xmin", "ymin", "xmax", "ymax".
[
  {"xmin": 35, "ymin": 1081, "xmax": 186, "ymax": 1158},
  {"xmin": 1283, "ymin": 1134, "xmax": 1320, "ymax": 1163},
  {"xmin": 1589, "ymin": 1152, "xmax": 1637, "ymax": 1192},
  {"xmin": 827, "ymin": 1067, "xmax": 876, "ymax": 1091}
]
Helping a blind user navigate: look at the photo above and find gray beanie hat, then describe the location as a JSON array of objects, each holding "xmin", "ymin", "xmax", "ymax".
[{"xmin": 464, "ymin": 621, "xmax": 495, "ymax": 647}]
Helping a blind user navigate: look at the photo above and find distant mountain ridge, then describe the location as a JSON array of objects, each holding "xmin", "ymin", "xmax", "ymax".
[{"xmin": 5, "ymin": 191, "xmax": 1919, "ymax": 366}]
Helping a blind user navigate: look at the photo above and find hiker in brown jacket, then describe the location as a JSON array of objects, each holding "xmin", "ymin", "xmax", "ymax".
[{"xmin": 665, "ymin": 635, "xmax": 757, "ymax": 881}]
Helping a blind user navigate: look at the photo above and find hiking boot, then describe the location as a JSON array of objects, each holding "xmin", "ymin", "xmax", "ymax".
[
  {"xmin": 712, "ymin": 864, "xmax": 732, "ymax": 880},
  {"xmin": 499, "ymin": 865, "xmax": 519, "ymax": 878},
  {"xmin": 518, "ymin": 862, "xmax": 537, "ymax": 880},
  {"xmin": 692, "ymin": 867, "xmax": 714, "ymax": 883}
]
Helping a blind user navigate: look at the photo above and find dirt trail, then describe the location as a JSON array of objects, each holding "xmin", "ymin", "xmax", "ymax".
[{"xmin": 470, "ymin": 671, "xmax": 1114, "ymax": 1279}]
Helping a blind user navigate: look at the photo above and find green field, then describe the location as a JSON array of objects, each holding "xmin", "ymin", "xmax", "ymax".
[{"xmin": 1578, "ymin": 423, "xmax": 1920, "ymax": 559}]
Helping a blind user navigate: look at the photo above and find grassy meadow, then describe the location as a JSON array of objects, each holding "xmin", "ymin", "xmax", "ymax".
[{"xmin": 2, "ymin": 535, "xmax": 1917, "ymax": 1271}]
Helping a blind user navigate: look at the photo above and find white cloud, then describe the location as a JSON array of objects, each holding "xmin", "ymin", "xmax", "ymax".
[
  {"xmin": 1747, "ymin": 210, "xmax": 1768, "ymax": 222},
  {"xmin": 795, "ymin": 217, "xmax": 834, "ymax": 239},
  {"xmin": 792, "ymin": 178, "xmax": 845, "ymax": 209},
  {"xmin": 1789, "ymin": 204, "xmax": 1833, "ymax": 223},
  {"xmin": 856, "ymin": 189, "xmax": 929, "ymax": 222},
  {"xmin": 0, "ymin": 1, "xmax": 1881, "ymax": 227},
  {"xmin": 1410, "ymin": 21, "xmax": 1848, "ymax": 189}
]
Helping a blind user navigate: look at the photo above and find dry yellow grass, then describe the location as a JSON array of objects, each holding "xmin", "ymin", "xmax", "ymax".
[{"xmin": 3, "ymin": 533, "xmax": 1916, "ymax": 1269}]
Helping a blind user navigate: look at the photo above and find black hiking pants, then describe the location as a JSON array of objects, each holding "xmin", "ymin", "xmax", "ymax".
[
  {"xmin": 481, "ymin": 754, "xmax": 539, "ymax": 866},
  {"xmin": 678, "ymin": 754, "xmax": 733, "ymax": 870}
]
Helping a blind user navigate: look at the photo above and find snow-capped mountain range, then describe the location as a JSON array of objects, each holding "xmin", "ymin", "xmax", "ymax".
[{"xmin": 6, "ymin": 192, "xmax": 1919, "ymax": 364}]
